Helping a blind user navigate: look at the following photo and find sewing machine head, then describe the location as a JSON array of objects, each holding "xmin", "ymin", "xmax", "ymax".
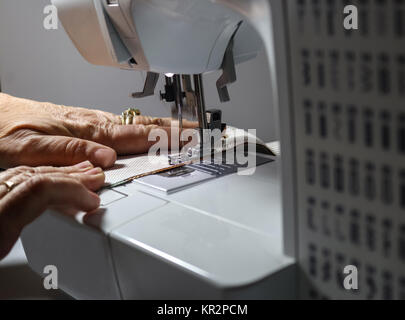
[
  {"xmin": 53, "ymin": 0, "xmax": 263, "ymax": 149},
  {"xmin": 52, "ymin": 0, "xmax": 262, "ymax": 74}
]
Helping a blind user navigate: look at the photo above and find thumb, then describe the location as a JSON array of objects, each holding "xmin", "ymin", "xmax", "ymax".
[{"xmin": 16, "ymin": 134, "xmax": 117, "ymax": 168}]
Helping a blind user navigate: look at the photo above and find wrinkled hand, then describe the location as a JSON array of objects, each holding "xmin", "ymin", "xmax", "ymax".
[
  {"xmin": 0, "ymin": 161, "xmax": 105, "ymax": 260},
  {"xmin": 0, "ymin": 93, "xmax": 197, "ymax": 169}
]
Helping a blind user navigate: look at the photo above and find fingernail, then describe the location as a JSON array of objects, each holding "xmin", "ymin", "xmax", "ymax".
[
  {"xmin": 74, "ymin": 160, "xmax": 93, "ymax": 170},
  {"xmin": 93, "ymin": 149, "xmax": 116, "ymax": 168},
  {"xmin": 84, "ymin": 167, "xmax": 103, "ymax": 175},
  {"xmin": 87, "ymin": 193, "xmax": 101, "ymax": 211},
  {"xmin": 92, "ymin": 193, "xmax": 101, "ymax": 206}
]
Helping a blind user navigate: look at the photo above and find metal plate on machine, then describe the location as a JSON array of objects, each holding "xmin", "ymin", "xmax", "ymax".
[{"xmin": 135, "ymin": 154, "xmax": 274, "ymax": 194}]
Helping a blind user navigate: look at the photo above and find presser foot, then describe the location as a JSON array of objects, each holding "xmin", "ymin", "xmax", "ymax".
[{"xmin": 168, "ymin": 145, "xmax": 213, "ymax": 165}]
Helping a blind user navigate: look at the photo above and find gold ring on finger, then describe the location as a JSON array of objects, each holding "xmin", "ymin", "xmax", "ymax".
[
  {"xmin": 1, "ymin": 180, "xmax": 17, "ymax": 194},
  {"xmin": 120, "ymin": 108, "xmax": 141, "ymax": 125}
]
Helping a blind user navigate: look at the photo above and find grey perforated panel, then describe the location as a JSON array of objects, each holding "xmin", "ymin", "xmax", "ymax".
[{"xmin": 286, "ymin": 0, "xmax": 405, "ymax": 299}]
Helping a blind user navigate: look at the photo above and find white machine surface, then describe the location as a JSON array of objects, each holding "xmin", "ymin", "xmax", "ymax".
[
  {"xmin": 21, "ymin": 0, "xmax": 297, "ymax": 299},
  {"xmin": 22, "ymin": 154, "xmax": 295, "ymax": 299}
]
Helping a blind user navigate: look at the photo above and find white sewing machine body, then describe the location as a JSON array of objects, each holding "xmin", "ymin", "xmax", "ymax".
[
  {"xmin": 22, "ymin": 154, "xmax": 295, "ymax": 299},
  {"xmin": 22, "ymin": 0, "xmax": 297, "ymax": 299},
  {"xmin": 51, "ymin": 0, "xmax": 262, "ymax": 74}
]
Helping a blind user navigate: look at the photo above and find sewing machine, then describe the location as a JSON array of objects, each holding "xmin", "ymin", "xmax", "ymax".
[{"xmin": 21, "ymin": 0, "xmax": 297, "ymax": 299}]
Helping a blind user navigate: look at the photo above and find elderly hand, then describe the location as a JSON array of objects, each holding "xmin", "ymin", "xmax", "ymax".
[
  {"xmin": 0, "ymin": 161, "xmax": 105, "ymax": 260},
  {"xmin": 0, "ymin": 93, "xmax": 197, "ymax": 169}
]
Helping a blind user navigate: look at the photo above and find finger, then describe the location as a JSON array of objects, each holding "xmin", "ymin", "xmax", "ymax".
[
  {"xmin": 0, "ymin": 175, "xmax": 100, "ymax": 259},
  {"xmin": 167, "ymin": 119, "xmax": 199, "ymax": 129},
  {"xmin": 12, "ymin": 134, "xmax": 117, "ymax": 168},
  {"xmin": 13, "ymin": 168, "xmax": 106, "ymax": 192},
  {"xmin": 0, "ymin": 161, "xmax": 94, "ymax": 182},
  {"xmin": 70, "ymin": 167, "xmax": 105, "ymax": 191},
  {"xmin": 0, "ymin": 167, "xmax": 105, "ymax": 198},
  {"xmin": 0, "ymin": 162, "xmax": 98, "ymax": 199},
  {"xmin": 0, "ymin": 175, "xmax": 100, "ymax": 230},
  {"xmin": 60, "ymin": 105, "xmax": 199, "ymax": 129},
  {"xmin": 133, "ymin": 116, "xmax": 198, "ymax": 128},
  {"xmin": 107, "ymin": 125, "xmax": 199, "ymax": 155}
]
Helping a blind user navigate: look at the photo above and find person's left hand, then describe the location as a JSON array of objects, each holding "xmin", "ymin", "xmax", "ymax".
[
  {"xmin": 0, "ymin": 161, "xmax": 105, "ymax": 260},
  {"xmin": 0, "ymin": 93, "xmax": 197, "ymax": 169}
]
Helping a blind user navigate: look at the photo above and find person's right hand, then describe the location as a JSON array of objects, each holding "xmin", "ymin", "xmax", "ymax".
[
  {"xmin": 0, "ymin": 160, "xmax": 105, "ymax": 260},
  {"xmin": 0, "ymin": 93, "xmax": 198, "ymax": 169}
]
